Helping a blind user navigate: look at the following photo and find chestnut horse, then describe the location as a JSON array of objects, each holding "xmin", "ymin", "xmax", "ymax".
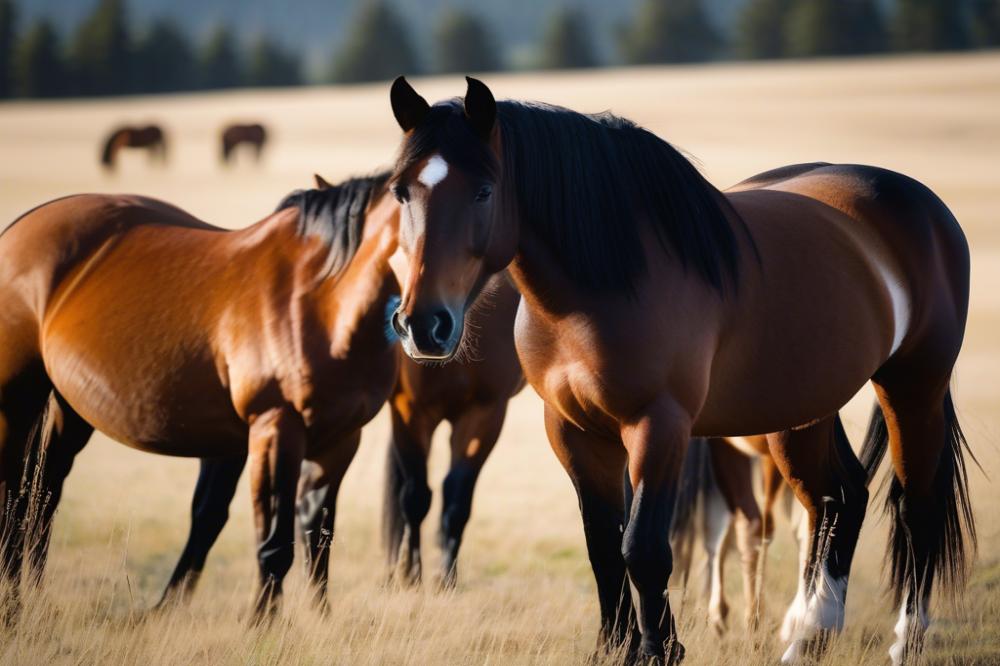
[
  {"xmin": 386, "ymin": 77, "xmax": 973, "ymax": 665},
  {"xmin": 384, "ymin": 273, "xmax": 524, "ymax": 588},
  {"xmin": 100, "ymin": 124, "xmax": 167, "ymax": 171},
  {"xmin": 0, "ymin": 173, "xmax": 400, "ymax": 618},
  {"xmin": 221, "ymin": 123, "xmax": 268, "ymax": 165}
]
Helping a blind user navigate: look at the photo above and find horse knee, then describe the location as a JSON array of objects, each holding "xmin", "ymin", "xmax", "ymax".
[
  {"xmin": 401, "ymin": 480, "xmax": 431, "ymax": 525},
  {"xmin": 622, "ymin": 525, "xmax": 672, "ymax": 590}
]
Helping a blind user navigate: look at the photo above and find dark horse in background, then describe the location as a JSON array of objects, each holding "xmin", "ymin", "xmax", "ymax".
[
  {"xmin": 386, "ymin": 77, "xmax": 973, "ymax": 665},
  {"xmin": 0, "ymin": 172, "xmax": 400, "ymax": 618},
  {"xmin": 384, "ymin": 273, "xmax": 524, "ymax": 589},
  {"xmin": 100, "ymin": 124, "xmax": 167, "ymax": 171},
  {"xmin": 221, "ymin": 123, "xmax": 267, "ymax": 166}
]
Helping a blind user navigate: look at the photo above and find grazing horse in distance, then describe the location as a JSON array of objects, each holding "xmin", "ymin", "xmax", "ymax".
[
  {"xmin": 386, "ymin": 76, "xmax": 973, "ymax": 665},
  {"xmin": 221, "ymin": 123, "xmax": 268, "ymax": 165},
  {"xmin": 384, "ymin": 273, "xmax": 524, "ymax": 589},
  {"xmin": 0, "ymin": 173, "xmax": 400, "ymax": 619},
  {"xmin": 101, "ymin": 124, "xmax": 167, "ymax": 171}
]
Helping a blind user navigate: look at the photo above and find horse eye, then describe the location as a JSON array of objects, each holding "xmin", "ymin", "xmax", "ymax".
[
  {"xmin": 392, "ymin": 183, "xmax": 410, "ymax": 203},
  {"xmin": 475, "ymin": 185, "xmax": 493, "ymax": 203}
]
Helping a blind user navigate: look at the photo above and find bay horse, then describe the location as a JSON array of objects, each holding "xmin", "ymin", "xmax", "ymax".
[
  {"xmin": 386, "ymin": 77, "xmax": 974, "ymax": 665},
  {"xmin": 0, "ymin": 172, "xmax": 400, "ymax": 619},
  {"xmin": 100, "ymin": 124, "xmax": 167, "ymax": 171},
  {"xmin": 221, "ymin": 123, "xmax": 268, "ymax": 166},
  {"xmin": 384, "ymin": 273, "xmax": 524, "ymax": 589}
]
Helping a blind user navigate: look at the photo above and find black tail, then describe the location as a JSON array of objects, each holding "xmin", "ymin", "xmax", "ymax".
[
  {"xmin": 382, "ymin": 435, "xmax": 406, "ymax": 569},
  {"xmin": 884, "ymin": 390, "xmax": 977, "ymax": 606},
  {"xmin": 669, "ymin": 437, "xmax": 712, "ymax": 542},
  {"xmin": 859, "ymin": 401, "xmax": 889, "ymax": 484}
]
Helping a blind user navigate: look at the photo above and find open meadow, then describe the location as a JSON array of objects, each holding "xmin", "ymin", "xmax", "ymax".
[{"xmin": 0, "ymin": 52, "xmax": 998, "ymax": 664}]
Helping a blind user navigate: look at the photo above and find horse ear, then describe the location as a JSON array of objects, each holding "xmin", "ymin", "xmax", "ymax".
[
  {"xmin": 463, "ymin": 76, "xmax": 496, "ymax": 140},
  {"xmin": 390, "ymin": 76, "xmax": 430, "ymax": 133},
  {"xmin": 314, "ymin": 173, "xmax": 333, "ymax": 189}
]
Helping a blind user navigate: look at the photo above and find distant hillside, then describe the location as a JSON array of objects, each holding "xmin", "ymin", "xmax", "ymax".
[{"xmin": 21, "ymin": 0, "xmax": 747, "ymax": 76}]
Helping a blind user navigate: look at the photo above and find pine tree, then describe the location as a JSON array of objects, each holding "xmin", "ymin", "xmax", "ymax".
[
  {"xmin": 539, "ymin": 8, "xmax": 598, "ymax": 69},
  {"xmin": 134, "ymin": 18, "xmax": 195, "ymax": 93},
  {"xmin": 786, "ymin": 0, "xmax": 887, "ymax": 57},
  {"xmin": 0, "ymin": 0, "xmax": 16, "ymax": 98},
  {"xmin": 69, "ymin": 0, "xmax": 132, "ymax": 95},
  {"xmin": 200, "ymin": 25, "xmax": 243, "ymax": 89},
  {"xmin": 736, "ymin": 0, "xmax": 792, "ymax": 59},
  {"xmin": 971, "ymin": 0, "xmax": 1000, "ymax": 47},
  {"xmin": 622, "ymin": 0, "xmax": 722, "ymax": 64},
  {"xmin": 434, "ymin": 10, "xmax": 501, "ymax": 74},
  {"xmin": 13, "ymin": 19, "xmax": 67, "ymax": 98},
  {"xmin": 893, "ymin": 0, "xmax": 970, "ymax": 51},
  {"xmin": 245, "ymin": 35, "xmax": 301, "ymax": 87},
  {"xmin": 329, "ymin": 1, "xmax": 419, "ymax": 83}
]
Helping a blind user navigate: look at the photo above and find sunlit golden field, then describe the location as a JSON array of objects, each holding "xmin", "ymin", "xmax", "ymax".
[{"xmin": 0, "ymin": 52, "xmax": 998, "ymax": 664}]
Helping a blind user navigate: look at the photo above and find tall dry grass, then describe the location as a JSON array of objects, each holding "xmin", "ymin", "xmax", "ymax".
[{"xmin": 0, "ymin": 52, "xmax": 998, "ymax": 664}]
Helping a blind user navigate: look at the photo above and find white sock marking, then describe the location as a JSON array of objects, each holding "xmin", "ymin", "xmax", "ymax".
[
  {"xmin": 418, "ymin": 154, "xmax": 449, "ymax": 189},
  {"xmin": 889, "ymin": 593, "xmax": 929, "ymax": 665}
]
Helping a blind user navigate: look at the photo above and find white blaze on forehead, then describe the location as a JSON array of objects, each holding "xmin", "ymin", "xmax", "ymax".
[{"xmin": 418, "ymin": 154, "xmax": 449, "ymax": 189}]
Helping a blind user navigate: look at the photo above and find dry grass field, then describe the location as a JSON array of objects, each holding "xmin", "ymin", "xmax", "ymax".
[{"xmin": 0, "ymin": 52, "xmax": 998, "ymax": 664}]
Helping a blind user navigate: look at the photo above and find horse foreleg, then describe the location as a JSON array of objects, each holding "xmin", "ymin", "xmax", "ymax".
[
  {"xmin": 297, "ymin": 430, "xmax": 361, "ymax": 612},
  {"xmin": 158, "ymin": 455, "xmax": 246, "ymax": 608},
  {"xmin": 545, "ymin": 406, "xmax": 638, "ymax": 660},
  {"xmin": 247, "ymin": 407, "xmax": 305, "ymax": 621},
  {"xmin": 384, "ymin": 404, "xmax": 433, "ymax": 587},
  {"xmin": 439, "ymin": 400, "xmax": 506, "ymax": 589},
  {"xmin": 620, "ymin": 397, "xmax": 692, "ymax": 664},
  {"xmin": 769, "ymin": 414, "xmax": 867, "ymax": 663}
]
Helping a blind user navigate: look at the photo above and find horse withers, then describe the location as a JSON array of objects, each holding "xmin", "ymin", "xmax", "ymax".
[
  {"xmin": 385, "ymin": 77, "xmax": 973, "ymax": 665},
  {"xmin": 0, "ymin": 172, "xmax": 400, "ymax": 619}
]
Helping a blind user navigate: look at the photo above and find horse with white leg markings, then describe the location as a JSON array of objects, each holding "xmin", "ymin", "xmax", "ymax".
[{"xmin": 385, "ymin": 76, "xmax": 975, "ymax": 664}]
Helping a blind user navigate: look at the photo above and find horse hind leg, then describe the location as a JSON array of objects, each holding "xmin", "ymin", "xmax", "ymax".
[
  {"xmin": 708, "ymin": 438, "xmax": 764, "ymax": 632},
  {"xmin": 870, "ymin": 370, "xmax": 974, "ymax": 666},
  {"xmin": 769, "ymin": 414, "xmax": 868, "ymax": 663}
]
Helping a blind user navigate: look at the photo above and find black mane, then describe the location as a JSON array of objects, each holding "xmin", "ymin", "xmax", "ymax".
[
  {"xmin": 396, "ymin": 100, "xmax": 745, "ymax": 295},
  {"xmin": 275, "ymin": 171, "xmax": 390, "ymax": 278}
]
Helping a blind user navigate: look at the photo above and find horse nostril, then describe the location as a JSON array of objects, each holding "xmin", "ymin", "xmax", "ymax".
[
  {"xmin": 392, "ymin": 310, "xmax": 407, "ymax": 338},
  {"xmin": 430, "ymin": 310, "xmax": 454, "ymax": 345}
]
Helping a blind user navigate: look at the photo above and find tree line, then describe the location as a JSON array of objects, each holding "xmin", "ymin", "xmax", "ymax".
[{"xmin": 2, "ymin": 0, "xmax": 999, "ymax": 100}]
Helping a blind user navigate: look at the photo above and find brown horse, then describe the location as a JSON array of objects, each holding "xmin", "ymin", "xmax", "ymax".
[
  {"xmin": 386, "ymin": 77, "xmax": 974, "ymax": 665},
  {"xmin": 384, "ymin": 273, "xmax": 524, "ymax": 588},
  {"xmin": 221, "ymin": 123, "xmax": 268, "ymax": 165},
  {"xmin": 100, "ymin": 124, "xmax": 167, "ymax": 171},
  {"xmin": 0, "ymin": 173, "xmax": 400, "ymax": 618},
  {"xmin": 670, "ymin": 434, "xmax": 788, "ymax": 635}
]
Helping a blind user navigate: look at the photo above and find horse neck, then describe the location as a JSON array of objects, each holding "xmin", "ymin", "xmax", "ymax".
[
  {"xmin": 505, "ymin": 221, "xmax": 590, "ymax": 318},
  {"xmin": 315, "ymin": 194, "xmax": 399, "ymax": 357}
]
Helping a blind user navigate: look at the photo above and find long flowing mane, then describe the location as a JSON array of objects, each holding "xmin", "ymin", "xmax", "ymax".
[
  {"xmin": 396, "ymin": 100, "xmax": 746, "ymax": 295},
  {"xmin": 275, "ymin": 171, "xmax": 390, "ymax": 278}
]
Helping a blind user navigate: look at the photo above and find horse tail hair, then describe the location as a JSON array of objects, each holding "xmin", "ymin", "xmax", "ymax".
[
  {"xmin": 1, "ymin": 391, "xmax": 55, "ymax": 572},
  {"xmin": 382, "ymin": 428, "xmax": 406, "ymax": 570},
  {"xmin": 100, "ymin": 130, "xmax": 120, "ymax": 169},
  {"xmin": 884, "ymin": 389, "xmax": 977, "ymax": 607},
  {"xmin": 670, "ymin": 437, "xmax": 711, "ymax": 543},
  {"xmin": 858, "ymin": 401, "xmax": 889, "ymax": 484}
]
